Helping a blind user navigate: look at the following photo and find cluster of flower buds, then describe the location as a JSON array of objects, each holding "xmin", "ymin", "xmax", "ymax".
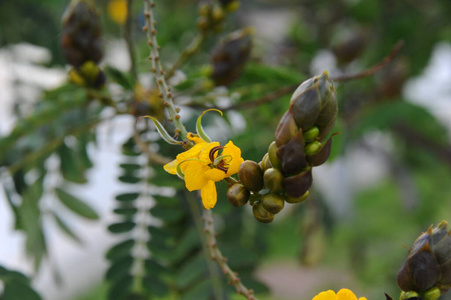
[
  {"xmin": 61, "ymin": 0, "xmax": 105, "ymax": 88},
  {"xmin": 396, "ymin": 221, "xmax": 451, "ymax": 300},
  {"xmin": 211, "ymin": 27, "xmax": 253, "ymax": 86},
  {"xmin": 227, "ymin": 72, "xmax": 338, "ymax": 223},
  {"xmin": 197, "ymin": 0, "xmax": 240, "ymax": 34}
]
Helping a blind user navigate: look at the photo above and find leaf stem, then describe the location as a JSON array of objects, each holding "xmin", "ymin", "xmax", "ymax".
[
  {"xmin": 202, "ymin": 209, "xmax": 258, "ymax": 300},
  {"xmin": 142, "ymin": 0, "xmax": 189, "ymax": 141}
]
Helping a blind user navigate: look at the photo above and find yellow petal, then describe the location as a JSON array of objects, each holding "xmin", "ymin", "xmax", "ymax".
[
  {"xmin": 163, "ymin": 159, "xmax": 178, "ymax": 175},
  {"xmin": 187, "ymin": 132, "xmax": 205, "ymax": 144},
  {"xmin": 222, "ymin": 140, "xmax": 244, "ymax": 176},
  {"xmin": 337, "ymin": 289, "xmax": 358, "ymax": 300},
  {"xmin": 312, "ymin": 290, "xmax": 337, "ymax": 300},
  {"xmin": 199, "ymin": 142, "xmax": 220, "ymax": 162},
  {"xmin": 176, "ymin": 142, "xmax": 208, "ymax": 173},
  {"xmin": 200, "ymin": 180, "xmax": 217, "ymax": 209},
  {"xmin": 184, "ymin": 161, "xmax": 210, "ymax": 191},
  {"xmin": 205, "ymin": 168, "xmax": 227, "ymax": 182}
]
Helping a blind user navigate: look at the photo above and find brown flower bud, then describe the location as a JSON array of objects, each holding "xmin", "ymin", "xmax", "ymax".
[
  {"xmin": 61, "ymin": 0, "xmax": 103, "ymax": 67},
  {"xmin": 268, "ymin": 141, "xmax": 282, "ymax": 170},
  {"xmin": 284, "ymin": 190, "xmax": 309, "ymax": 204},
  {"xmin": 263, "ymin": 168, "xmax": 284, "ymax": 193},
  {"xmin": 283, "ymin": 169, "xmax": 313, "ymax": 198},
  {"xmin": 238, "ymin": 160, "xmax": 263, "ymax": 192},
  {"xmin": 227, "ymin": 184, "xmax": 250, "ymax": 207},
  {"xmin": 397, "ymin": 221, "xmax": 451, "ymax": 296},
  {"xmin": 211, "ymin": 27, "xmax": 253, "ymax": 86},
  {"xmin": 252, "ymin": 202, "xmax": 274, "ymax": 223},
  {"xmin": 276, "ymin": 130, "xmax": 308, "ymax": 176},
  {"xmin": 261, "ymin": 193, "xmax": 284, "ymax": 214}
]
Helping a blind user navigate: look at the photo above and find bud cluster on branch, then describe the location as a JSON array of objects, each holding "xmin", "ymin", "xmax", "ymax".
[{"xmin": 227, "ymin": 72, "xmax": 338, "ymax": 223}]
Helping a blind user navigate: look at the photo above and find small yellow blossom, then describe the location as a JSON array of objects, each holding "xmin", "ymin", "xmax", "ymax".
[
  {"xmin": 164, "ymin": 134, "xmax": 243, "ymax": 209},
  {"xmin": 107, "ymin": 0, "xmax": 127, "ymax": 24},
  {"xmin": 312, "ymin": 288, "xmax": 367, "ymax": 300}
]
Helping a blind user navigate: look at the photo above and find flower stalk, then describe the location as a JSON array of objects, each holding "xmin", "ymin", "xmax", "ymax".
[
  {"xmin": 202, "ymin": 209, "xmax": 257, "ymax": 300},
  {"xmin": 142, "ymin": 0, "xmax": 189, "ymax": 140}
]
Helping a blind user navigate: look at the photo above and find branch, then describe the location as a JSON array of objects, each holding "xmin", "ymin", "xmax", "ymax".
[
  {"xmin": 165, "ymin": 33, "xmax": 205, "ymax": 80},
  {"xmin": 143, "ymin": 0, "xmax": 189, "ymax": 140},
  {"xmin": 124, "ymin": 0, "xmax": 137, "ymax": 82},
  {"xmin": 332, "ymin": 40, "xmax": 405, "ymax": 82},
  {"xmin": 202, "ymin": 209, "xmax": 258, "ymax": 300}
]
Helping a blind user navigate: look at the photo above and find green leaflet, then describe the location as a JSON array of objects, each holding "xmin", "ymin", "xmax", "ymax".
[{"xmin": 55, "ymin": 188, "xmax": 99, "ymax": 220}]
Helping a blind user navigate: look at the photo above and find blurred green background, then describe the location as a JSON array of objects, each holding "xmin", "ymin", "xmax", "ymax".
[{"xmin": 1, "ymin": 0, "xmax": 451, "ymax": 299}]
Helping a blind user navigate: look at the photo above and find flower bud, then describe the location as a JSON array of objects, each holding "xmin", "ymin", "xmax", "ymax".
[
  {"xmin": 226, "ymin": 184, "xmax": 250, "ymax": 207},
  {"xmin": 397, "ymin": 221, "xmax": 451, "ymax": 296},
  {"xmin": 303, "ymin": 126, "xmax": 319, "ymax": 142},
  {"xmin": 305, "ymin": 141, "xmax": 322, "ymax": 156},
  {"xmin": 61, "ymin": 0, "xmax": 103, "ymax": 67},
  {"xmin": 276, "ymin": 130, "xmax": 308, "ymax": 176},
  {"xmin": 275, "ymin": 111, "xmax": 298, "ymax": 147},
  {"xmin": 259, "ymin": 153, "xmax": 272, "ymax": 171},
  {"xmin": 261, "ymin": 193, "xmax": 284, "ymax": 214},
  {"xmin": 306, "ymin": 135, "xmax": 333, "ymax": 167},
  {"xmin": 268, "ymin": 141, "xmax": 282, "ymax": 170},
  {"xmin": 252, "ymin": 202, "xmax": 274, "ymax": 223},
  {"xmin": 211, "ymin": 27, "xmax": 253, "ymax": 86},
  {"xmin": 284, "ymin": 190, "xmax": 309, "ymax": 204},
  {"xmin": 289, "ymin": 72, "xmax": 337, "ymax": 139},
  {"xmin": 263, "ymin": 168, "xmax": 284, "ymax": 193},
  {"xmin": 283, "ymin": 169, "xmax": 313, "ymax": 198},
  {"xmin": 238, "ymin": 160, "xmax": 263, "ymax": 192}
]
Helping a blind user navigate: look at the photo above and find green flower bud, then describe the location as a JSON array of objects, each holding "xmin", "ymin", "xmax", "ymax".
[
  {"xmin": 211, "ymin": 27, "xmax": 253, "ymax": 86},
  {"xmin": 252, "ymin": 202, "xmax": 274, "ymax": 223},
  {"xmin": 283, "ymin": 169, "xmax": 313, "ymax": 198},
  {"xmin": 284, "ymin": 190, "xmax": 309, "ymax": 204},
  {"xmin": 423, "ymin": 287, "xmax": 440, "ymax": 300},
  {"xmin": 305, "ymin": 141, "xmax": 322, "ymax": 156},
  {"xmin": 268, "ymin": 141, "xmax": 282, "ymax": 170},
  {"xmin": 61, "ymin": 0, "xmax": 103, "ymax": 67},
  {"xmin": 259, "ymin": 153, "xmax": 272, "ymax": 171},
  {"xmin": 238, "ymin": 160, "xmax": 264, "ymax": 192},
  {"xmin": 303, "ymin": 126, "xmax": 319, "ymax": 142},
  {"xmin": 400, "ymin": 291, "xmax": 419, "ymax": 300},
  {"xmin": 227, "ymin": 184, "xmax": 250, "ymax": 207},
  {"xmin": 261, "ymin": 193, "xmax": 284, "ymax": 214},
  {"xmin": 263, "ymin": 168, "xmax": 284, "ymax": 193}
]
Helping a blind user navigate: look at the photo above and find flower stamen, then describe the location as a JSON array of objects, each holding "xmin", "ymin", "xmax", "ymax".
[{"xmin": 209, "ymin": 145, "xmax": 224, "ymax": 162}]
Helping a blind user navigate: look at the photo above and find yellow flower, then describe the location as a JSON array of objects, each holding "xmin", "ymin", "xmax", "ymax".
[
  {"xmin": 312, "ymin": 289, "xmax": 367, "ymax": 300},
  {"xmin": 164, "ymin": 135, "xmax": 243, "ymax": 209},
  {"xmin": 107, "ymin": 0, "xmax": 127, "ymax": 25}
]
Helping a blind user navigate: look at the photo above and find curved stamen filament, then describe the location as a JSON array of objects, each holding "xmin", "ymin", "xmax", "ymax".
[{"xmin": 209, "ymin": 146, "xmax": 224, "ymax": 162}]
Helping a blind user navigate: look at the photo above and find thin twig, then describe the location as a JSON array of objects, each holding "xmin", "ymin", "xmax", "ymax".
[
  {"xmin": 186, "ymin": 192, "xmax": 225, "ymax": 300},
  {"xmin": 222, "ymin": 84, "xmax": 297, "ymax": 111},
  {"xmin": 133, "ymin": 128, "xmax": 171, "ymax": 165},
  {"xmin": 187, "ymin": 41, "xmax": 405, "ymax": 112},
  {"xmin": 143, "ymin": 0, "xmax": 189, "ymax": 140},
  {"xmin": 202, "ymin": 209, "xmax": 258, "ymax": 300},
  {"xmin": 165, "ymin": 33, "xmax": 205, "ymax": 80},
  {"xmin": 124, "ymin": 0, "xmax": 138, "ymax": 82},
  {"xmin": 332, "ymin": 40, "xmax": 405, "ymax": 82}
]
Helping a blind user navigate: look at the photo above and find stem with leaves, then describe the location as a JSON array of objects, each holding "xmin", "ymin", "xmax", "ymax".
[
  {"xmin": 142, "ymin": 0, "xmax": 188, "ymax": 140},
  {"xmin": 203, "ymin": 209, "xmax": 258, "ymax": 300}
]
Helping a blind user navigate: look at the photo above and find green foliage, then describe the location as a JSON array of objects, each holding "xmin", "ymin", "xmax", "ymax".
[{"xmin": 0, "ymin": 265, "xmax": 42, "ymax": 300}]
